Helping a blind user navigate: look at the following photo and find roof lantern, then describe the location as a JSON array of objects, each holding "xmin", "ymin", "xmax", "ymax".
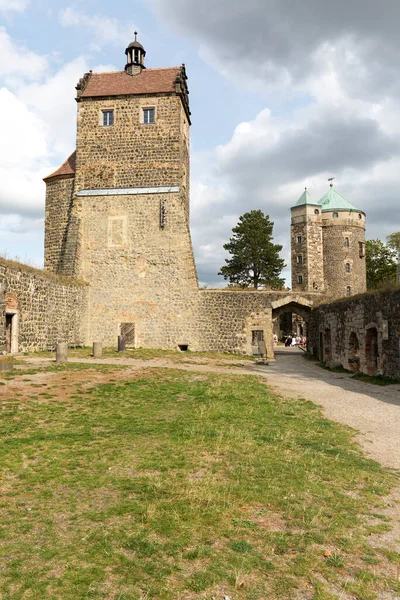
[{"xmin": 125, "ymin": 31, "xmax": 146, "ymax": 76}]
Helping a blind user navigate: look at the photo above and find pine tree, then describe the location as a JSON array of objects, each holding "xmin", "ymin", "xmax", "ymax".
[{"xmin": 219, "ymin": 210, "xmax": 285, "ymax": 289}]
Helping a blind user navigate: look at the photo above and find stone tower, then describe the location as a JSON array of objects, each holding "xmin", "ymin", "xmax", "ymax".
[
  {"xmin": 291, "ymin": 185, "xmax": 367, "ymax": 299},
  {"xmin": 290, "ymin": 189, "xmax": 325, "ymax": 293},
  {"xmin": 319, "ymin": 185, "xmax": 366, "ymax": 298},
  {"xmin": 43, "ymin": 35, "xmax": 199, "ymax": 348}
]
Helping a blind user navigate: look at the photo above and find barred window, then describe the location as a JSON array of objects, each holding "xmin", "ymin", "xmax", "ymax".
[{"xmin": 346, "ymin": 263, "xmax": 351, "ymax": 273}]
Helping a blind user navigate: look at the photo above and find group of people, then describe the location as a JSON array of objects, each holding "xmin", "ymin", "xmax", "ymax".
[{"xmin": 284, "ymin": 335, "xmax": 306, "ymax": 347}]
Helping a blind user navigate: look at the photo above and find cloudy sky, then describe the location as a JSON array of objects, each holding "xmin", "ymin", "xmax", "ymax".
[{"xmin": 1, "ymin": 0, "xmax": 399, "ymax": 285}]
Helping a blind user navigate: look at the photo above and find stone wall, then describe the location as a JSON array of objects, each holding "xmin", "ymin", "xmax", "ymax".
[
  {"xmin": 307, "ymin": 288, "xmax": 400, "ymax": 378},
  {"xmin": 44, "ymin": 176, "xmax": 75, "ymax": 274},
  {"xmin": 80, "ymin": 190, "xmax": 199, "ymax": 348},
  {"xmin": 0, "ymin": 258, "xmax": 87, "ymax": 353},
  {"xmin": 291, "ymin": 205, "xmax": 324, "ymax": 293},
  {"xmin": 197, "ymin": 290, "xmax": 320, "ymax": 357},
  {"xmin": 322, "ymin": 212, "xmax": 366, "ymax": 299},
  {"xmin": 75, "ymin": 95, "xmax": 188, "ymax": 193}
]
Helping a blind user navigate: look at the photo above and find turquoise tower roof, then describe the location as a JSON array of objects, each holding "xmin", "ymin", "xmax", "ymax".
[
  {"xmin": 318, "ymin": 186, "xmax": 363, "ymax": 213},
  {"xmin": 292, "ymin": 188, "xmax": 319, "ymax": 208}
]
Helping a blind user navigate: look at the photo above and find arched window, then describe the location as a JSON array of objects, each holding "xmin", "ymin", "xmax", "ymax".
[
  {"xmin": 314, "ymin": 209, "xmax": 319, "ymax": 215},
  {"xmin": 344, "ymin": 237, "xmax": 349, "ymax": 248},
  {"xmin": 333, "ymin": 212, "xmax": 339, "ymax": 218}
]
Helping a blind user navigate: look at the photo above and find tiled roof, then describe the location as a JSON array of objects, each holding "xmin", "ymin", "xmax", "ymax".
[
  {"xmin": 43, "ymin": 151, "xmax": 76, "ymax": 182},
  {"xmin": 80, "ymin": 67, "xmax": 181, "ymax": 98}
]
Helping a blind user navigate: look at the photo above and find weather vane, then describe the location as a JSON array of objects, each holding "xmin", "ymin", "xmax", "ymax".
[{"xmin": 328, "ymin": 177, "xmax": 335, "ymax": 187}]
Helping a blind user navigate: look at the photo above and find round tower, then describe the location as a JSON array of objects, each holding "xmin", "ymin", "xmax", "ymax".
[
  {"xmin": 319, "ymin": 185, "xmax": 366, "ymax": 299},
  {"xmin": 290, "ymin": 188, "xmax": 324, "ymax": 292}
]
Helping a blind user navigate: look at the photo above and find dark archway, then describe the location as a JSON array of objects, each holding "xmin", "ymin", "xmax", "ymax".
[
  {"xmin": 348, "ymin": 332, "xmax": 360, "ymax": 372},
  {"xmin": 271, "ymin": 300, "xmax": 312, "ymax": 342},
  {"xmin": 365, "ymin": 327, "xmax": 379, "ymax": 375}
]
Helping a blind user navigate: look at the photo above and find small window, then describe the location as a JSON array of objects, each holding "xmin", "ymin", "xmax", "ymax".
[
  {"xmin": 346, "ymin": 263, "xmax": 351, "ymax": 273},
  {"xmin": 344, "ymin": 237, "xmax": 349, "ymax": 248},
  {"xmin": 314, "ymin": 209, "xmax": 319, "ymax": 215},
  {"xmin": 346, "ymin": 286, "xmax": 351, "ymax": 297},
  {"xmin": 102, "ymin": 110, "xmax": 114, "ymax": 126},
  {"xmin": 297, "ymin": 235, "xmax": 302, "ymax": 244},
  {"xmin": 359, "ymin": 241, "xmax": 365, "ymax": 257},
  {"xmin": 333, "ymin": 212, "xmax": 339, "ymax": 218},
  {"xmin": 358, "ymin": 213, "xmax": 362, "ymax": 219},
  {"xmin": 143, "ymin": 107, "xmax": 155, "ymax": 124},
  {"xmin": 297, "ymin": 255, "xmax": 303, "ymax": 265},
  {"xmin": 252, "ymin": 330, "xmax": 264, "ymax": 345},
  {"xmin": 297, "ymin": 275, "xmax": 303, "ymax": 284}
]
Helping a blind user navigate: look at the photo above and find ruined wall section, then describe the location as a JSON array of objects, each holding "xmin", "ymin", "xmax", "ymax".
[
  {"xmin": 44, "ymin": 176, "xmax": 75, "ymax": 274},
  {"xmin": 322, "ymin": 211, "xmax": 366, "ymax": 299},
  {"xmin": 308, "ymin": 289, "xmax": 400, "ymax": 378},
  {"xmin": 0, "ymin": 258, "xmax": 87, "ymax": 352}
]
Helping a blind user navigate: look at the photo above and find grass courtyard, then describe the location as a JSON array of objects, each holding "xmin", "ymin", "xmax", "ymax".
[{"xmin": 0, "ymin": 362, "xmax": 399, "ymax": 599}]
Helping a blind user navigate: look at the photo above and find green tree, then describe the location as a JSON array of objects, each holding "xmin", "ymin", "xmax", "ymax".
[
  {"xmin": 366, "ymin": 239, "xmax": 397, "ymax": 289},
  {"xmin": 387, "ymin": 232, "xmax": 400, "ymax": 283},
  {"xmin": 219, "ymin": 210, "xmax": 285, "ymax": 289}
]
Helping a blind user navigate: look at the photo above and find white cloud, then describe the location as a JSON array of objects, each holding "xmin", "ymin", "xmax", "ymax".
[
  {"xmin": 59, "ymin": 7, "xmax": 135, "ymax": 50},
  {"xmin": 17, "ymin": 56, "xmax": 88, "ymax": 156},
  {"xmin": 0, "ymin": 0, "xmax": 28, "ymax": 12},
  {"xmin": 0, "ymin": 27, "xmax": 47, "ymax": 80},
  {"xmin": 0, "ymin": 88, "xmax": 50, "ymax": 217}
]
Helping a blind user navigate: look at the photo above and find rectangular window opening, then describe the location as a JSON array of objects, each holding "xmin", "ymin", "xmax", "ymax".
[
  {"xmin": 359, "ymin": 241, "xmax": 365, "ymax": 257},
  {"xmin": 346, "ymin": 286, "xmax": 351, "ymax": 297},
  {"xmin": 143, "ymin": 107, "xmax": 155, "ymax": 124},
  {"xmin": 297, "ymin": 236, "xmax": 302, "ymax": 244},
  {"xmin": 102, "ymin": 110, "xmax": 114, "ymax": 126},
  {"xmin": 297, "ymin": 255, "xmax": 303, "ymax": 264},
  {"xmin": 344, "ymin": 237, "xmax": 350, "ymax": 248},
  {"xmin": 297, "ymin": 275, "xmax": 303, "ymax": 284}
]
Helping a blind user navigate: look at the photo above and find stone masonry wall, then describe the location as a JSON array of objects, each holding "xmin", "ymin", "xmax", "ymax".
[
  {"xmin": 44, "ymin": 176, "xmax": 75, "ymax": 273},
  {"xmin": 322, "ymin": 212, "xmax": 366, "ymax": 299},
  {"xmin": 0, "ymin": 258, "xmax": 87, "ymax": 353},
  {"xmin": 81, "ymin": 191, "xmax": 199, "ymax": 348},
  {"xmin": 308, "ymin": 288, "xmax": 400, "ymax": 378},
  {"xmin": 197, "ymin": 290, "xmax": 320, "ymax": 357},
  {"xmin": 75, "ymin": 95, "xmax": 186, "ymax": 193}
]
